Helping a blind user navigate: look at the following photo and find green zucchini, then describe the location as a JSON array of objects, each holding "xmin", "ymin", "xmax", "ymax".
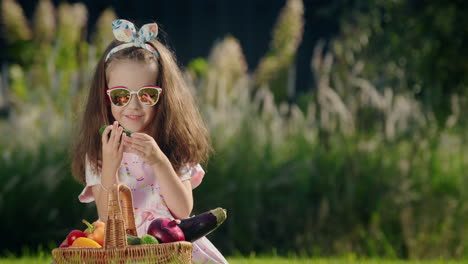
[
  {"xmin": 126, "ymin": 234, "xmax": 141, "ymax": 245},
  {"xmin": 177, "ymin": 207, "xmax": 227, "ymax": 242},
  {"xmin": 99, "ymin": 125, "xmax": 133, "ymax": 137}
]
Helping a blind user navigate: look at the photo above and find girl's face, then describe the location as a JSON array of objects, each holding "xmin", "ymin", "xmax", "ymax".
[{"xmin": 106, "ymin": 59, "xmax": 158, "ymax": 133}]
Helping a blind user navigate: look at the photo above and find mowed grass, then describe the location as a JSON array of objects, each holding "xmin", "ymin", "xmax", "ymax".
[
  {"xmin": 1, "ymin": 256, "xmax": 468, "ymax": 264},
  {"xmin": 226, "ymin": 257, "xmax": 468, "ymax": 264}
]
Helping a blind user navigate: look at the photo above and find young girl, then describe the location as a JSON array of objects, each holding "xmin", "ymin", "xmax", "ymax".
[{"xmin": 70, "ymin": 19, "xmax": 228, "ymax": 264}]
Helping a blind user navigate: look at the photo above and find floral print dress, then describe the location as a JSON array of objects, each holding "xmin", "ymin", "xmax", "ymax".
[{"xmin": 79, "ymin": 152, "xmax": 228, "ymax": 264}]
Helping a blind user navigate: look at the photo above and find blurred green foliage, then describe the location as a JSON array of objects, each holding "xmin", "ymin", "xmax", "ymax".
[
  {"xmin": 0, "ymin": 0, "xmax": 467, "ymax": 260},
  {"xmin": 255, "ymin": 0, "xmax": 304, "ymax": 103},
  {"xmin": 336, "ymin": 0, "xmax": 468, "ymax": 123}
]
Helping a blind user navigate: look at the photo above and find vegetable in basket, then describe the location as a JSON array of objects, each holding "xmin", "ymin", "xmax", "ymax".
[
  {"xmin": 126, "ymin": 234, "xmax": 141, "ymax": 245},
  {"xmin": 66, "ymin": 230, "xmax": 87, "ymax": 246},
  {"xmin": 147, "ymin": 218, "xmax": 185, "ymax": 243},
  {"xmin": 59, "ymin": 239, "xmax": 70, "ymax": 248},
  {"xmin": 146, "ymin": 207, "xmax": 227, "ymax": 243},
  {"xmin": 177, "ymin": 207, "xmax": 227, "ymax": 242},
  {"xmin": 83, "ymin": 219, "xmax": 105, "ymax": 246},
  {"xmin": 71, "ymin": 237, "xmax": 102, "ymax": 248},
  {"xmin": 141, "ymin": 234, "xmax": 159, "ymax": 245}
]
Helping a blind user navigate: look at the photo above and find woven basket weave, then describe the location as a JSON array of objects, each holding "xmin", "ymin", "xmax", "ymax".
[{"xmin": 52, "ymin": 184, "xmax": 192, "ymax": 264}]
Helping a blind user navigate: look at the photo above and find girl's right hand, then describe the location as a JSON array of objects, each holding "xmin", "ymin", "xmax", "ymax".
[{"xmin": 101, "ymin": 121, "xmax": 126, "ymax": 185}]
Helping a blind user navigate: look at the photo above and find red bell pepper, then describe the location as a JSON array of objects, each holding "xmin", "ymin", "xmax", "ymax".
[{"xmin": 66, "ymin": 230, "xmax": 87, "ymax": 245}]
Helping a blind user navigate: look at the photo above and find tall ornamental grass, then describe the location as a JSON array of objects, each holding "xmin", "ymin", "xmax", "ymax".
[
  {"xmin": 0, "ymin": 0, "xmax": 466, "ymax": 259},
  {"xmin": 190, "ymin": 36, "xmax": 467, "ymax": 258}
]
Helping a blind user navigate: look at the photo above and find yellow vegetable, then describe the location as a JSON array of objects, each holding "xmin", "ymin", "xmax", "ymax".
[{"xmin": 71, "ymin": 237, "xmax": 102, "ymax": 248}]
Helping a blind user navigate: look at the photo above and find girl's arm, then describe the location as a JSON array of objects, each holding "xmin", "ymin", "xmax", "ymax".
[
  {"xmin": 93, "ymin": 121, "xmax": 125, "ymax": 221},
  {"xmin": 152, "ymin": 155, "xmax": 193, "ymax": 219},
  {"xmin": 91, "ymin": 185, "xmax": 107, "ymax": 221},
  {"xmin": 92, "ymin": 161, "xmax": 192, "ymax": 221},
  {"xmin": 91, "ymin": 170, "xmax": 120, "ymax": 221},
  {"xmin": 123, "ymin": 132, "xmax": 193, "ymax": 219}
]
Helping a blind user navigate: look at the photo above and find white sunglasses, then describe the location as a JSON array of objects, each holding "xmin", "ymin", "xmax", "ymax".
[{"xmin": 106, "ymin": 85, "xmax": 163, "ymax": 107}]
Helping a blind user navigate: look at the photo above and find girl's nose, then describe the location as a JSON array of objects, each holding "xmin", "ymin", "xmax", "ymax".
[{"xmin": 127, "ymin": 93, "xmax": 142, "ymax": 108}]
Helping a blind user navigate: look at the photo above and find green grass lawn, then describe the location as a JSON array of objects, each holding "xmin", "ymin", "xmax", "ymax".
[
  {"xmin": 1, "ymin": 256, "xmax": 468, "ymax": 264},
  {"xmin": 226, "ymin": 257, "xmax": 467, "ymax": 264}
]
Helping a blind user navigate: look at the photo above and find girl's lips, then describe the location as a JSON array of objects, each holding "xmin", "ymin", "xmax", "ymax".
[{"xmin": 125, "ymin": 115, "xmax": 143, "ymax": 121}]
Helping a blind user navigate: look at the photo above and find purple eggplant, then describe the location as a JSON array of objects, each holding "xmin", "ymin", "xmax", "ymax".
[{"xmin": 177, "ymin": 207, "xmax": 227, "ymax": 242}]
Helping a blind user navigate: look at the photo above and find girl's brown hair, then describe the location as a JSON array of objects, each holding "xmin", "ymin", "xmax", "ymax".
[{"xmin": 71, "ymin": 38, "xmax": 212, "ymax": 184}]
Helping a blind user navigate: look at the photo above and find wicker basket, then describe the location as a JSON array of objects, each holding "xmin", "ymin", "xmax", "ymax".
[{"xmin": 52, "ymin": 184, "xmax": 192, "ymax": 264}]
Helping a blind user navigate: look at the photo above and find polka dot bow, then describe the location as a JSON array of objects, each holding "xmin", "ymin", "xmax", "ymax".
[{"xmin": 105, "ymin": 19, "xmax": 159, "ymax": 61}]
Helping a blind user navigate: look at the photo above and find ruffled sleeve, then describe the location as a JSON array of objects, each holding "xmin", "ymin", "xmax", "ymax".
[
  {"xmin": 78, "ymin": 155, "xmax": 102, "ymax": 203},
  {"xmin": 178, "ymin": 163, "xmax": 205, "ymax": 189}
]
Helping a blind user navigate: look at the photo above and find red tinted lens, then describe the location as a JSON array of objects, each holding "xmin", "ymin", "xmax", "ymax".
[
  {"xmin": 109, "ymin": 88, "xmax": 131, "ymax": 106},
  {"xmin": 138, "ymin": 87, "xmax": 160, "ymax": 106}
]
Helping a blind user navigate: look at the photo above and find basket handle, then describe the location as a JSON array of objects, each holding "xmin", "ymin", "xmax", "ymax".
[{"xmin": 104, "ymin": 184, "xmax": 138, "ymax": 249}]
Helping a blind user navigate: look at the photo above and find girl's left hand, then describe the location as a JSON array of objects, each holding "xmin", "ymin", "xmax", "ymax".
[{"xmin": 123, "ymin": 133, "xmax": 166, "ymax": 166}]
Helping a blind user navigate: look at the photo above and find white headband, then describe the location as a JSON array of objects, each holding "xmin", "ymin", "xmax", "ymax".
[{"xmin": 105, "ymin": 19, "xmax": 160, "ymax": 62}]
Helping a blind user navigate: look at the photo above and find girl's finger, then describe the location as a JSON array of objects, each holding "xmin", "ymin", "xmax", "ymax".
[
  {"xmin": 101, "ymin": 125, "xmax": 113, "ymax": 144},
  {"xmin": 129, "ymin": 141, "xmax": 143, "ymax": 151},
  {"xmin": 112, "ymin": 125, "xmax": 122, "ymax": 146},
  {"xmin": 129, "ymin": 145, "xmax": 145, "ymax": 158},
  {"xmin": 111, "ymin": 121, "xmax": 119, "ymax": 142},
  {"xmin": 131, "ymin": 133, "xmax": 149, "ymax": 140},
  {"xmin": 131, "ymin": 142, "xmax": 148, "ymax": 156},
  {"xmin": 118, "ymin": 133, "xmax": 126, "ymax": 153},
  {"xmin": 125, "ymin": 136, "xmax": 145, "ymax": 148},
  {"xmin": 116, "ymin": 126, "xmax": 124, "ymax": 146}
]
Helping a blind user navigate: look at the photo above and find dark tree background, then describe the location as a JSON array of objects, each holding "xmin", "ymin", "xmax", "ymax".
[
  {"xmin": 2, "ymin": 0, "xmax": 466, "ymax": 120},
  {"xmin": 1, "ymin": 0, "xmax": 356, "ymax": 97}
]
